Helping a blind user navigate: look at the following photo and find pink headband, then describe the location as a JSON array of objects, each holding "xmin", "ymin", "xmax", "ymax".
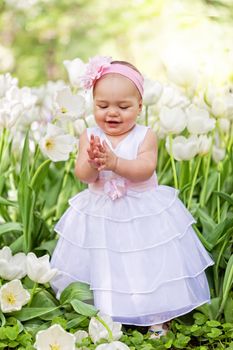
[{"xmin": 80, "ymin": 56, "xmax": 144, "ymax": 97}]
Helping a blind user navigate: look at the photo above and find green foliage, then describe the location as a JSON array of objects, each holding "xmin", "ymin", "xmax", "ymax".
[
  {"xmin": 0, "ymin": 317, "xmax": 33, "ymax": 349},
  {"xmin": 60, "ymin": 281, "xmax": 93, "ymax": 304},
  {"xmin": 0, "ymin": 0, "xmax": 164, "ymax": 86},
  {"xmin": 115, "ymin": 317, "xmax": 233, "ymax": 350}
]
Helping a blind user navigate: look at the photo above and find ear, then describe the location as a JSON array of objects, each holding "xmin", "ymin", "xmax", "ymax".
[{"xmin": 138, "ymin": 98, "xmax": 143, "ymax": 113}]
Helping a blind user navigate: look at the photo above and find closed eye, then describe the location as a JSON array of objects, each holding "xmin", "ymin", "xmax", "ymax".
[{"xmin": 120, "ymin": 106, "xmax": 129, "ymax": 109}]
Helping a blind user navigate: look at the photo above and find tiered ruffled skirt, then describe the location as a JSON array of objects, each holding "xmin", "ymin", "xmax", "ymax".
[{"xmin": 50, "ymin": 185, "xmax": 214, "ymax": 325}]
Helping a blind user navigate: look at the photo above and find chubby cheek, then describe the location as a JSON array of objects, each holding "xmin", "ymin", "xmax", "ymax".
[{"xmin": 94, "ymin": 111, "xmax": 105, "ymax": 127}]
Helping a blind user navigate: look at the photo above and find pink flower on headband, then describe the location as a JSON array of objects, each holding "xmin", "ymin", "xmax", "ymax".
[{"xmin": 81, "ymin": 56, "xmax": 112, "ymax": 89}]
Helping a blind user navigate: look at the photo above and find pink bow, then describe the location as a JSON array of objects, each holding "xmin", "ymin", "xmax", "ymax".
[
  {"xmin": 81, "ymin": 56, "xmax": 112, "ymax": 89},
  {"xmin": 104, "ymin": 178, "xmax": 127, "ymax": 200}
]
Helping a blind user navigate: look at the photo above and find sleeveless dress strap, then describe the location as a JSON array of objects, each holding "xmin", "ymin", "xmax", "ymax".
[{"xmin": 132, "ymin": 125, "xmax": 150, "ymax": 152}]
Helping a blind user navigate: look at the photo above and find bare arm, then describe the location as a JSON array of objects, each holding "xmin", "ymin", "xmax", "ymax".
[
  {"xmin": 74, "ymin": 131, "xmax": 99, "ymax": 183},
  {"xmin": 115, "ymin": 129, "xmax": 157, "ymax": 181},
  {"xmin": 96, "ymin": 129, "xmax": 158, "ymax": 182}
]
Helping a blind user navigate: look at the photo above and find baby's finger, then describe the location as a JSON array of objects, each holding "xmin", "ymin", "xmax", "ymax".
[
  {"xmin": 98, "ymin": 142, "xmax": 105, "ymax": 153},
  {"xmin": 94, "ymin": 136, "xmax": 100, "ymax": 146},
  {"xmin": 98, "ymin": 164, "xmax": 106, "ymax": 171},
  {"xmin": 90, "ymin": 134, "xmax": 95, "ymax": 145},
  {"xmin": 87, "ymin": 148, "xmax": 94, "ymax": 159},
  {"xmin": 93, "ymin": 149, "xmax": 105, "ymax": 158},
  {"xmin": 94, "ymin": 157, "xmax": 104, "ymax": 164},
  {"xmin": 88, "ymin": 159, "xmax": 98, "ymax": 165}
]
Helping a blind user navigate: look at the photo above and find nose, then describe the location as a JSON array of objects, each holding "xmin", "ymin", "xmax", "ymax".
[{"xmin": 107, "ymin": 107, "xmax": 119, "ymax": 117}]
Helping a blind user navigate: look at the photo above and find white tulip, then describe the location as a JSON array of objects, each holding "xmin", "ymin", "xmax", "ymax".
[
  {"xmin": 152, "ymin": 120, "xmax": 167, "ymax": 139},
  {"xmin": 143, "ymin": 78, "xmax": 163, "ymax": 106},
  {"xmin": 34, "ymin": 324, "xmax": 76, "ymax": 350},
  {"xmin": 95, "ymin": 341, "xmax": 130, "ymax": 350},
  {"xmin": 186, "ymin": 104, "xmax": 216, "ymax": 135},
  {"xmin": 54, "ymin": 87, "xmax": 86, "ymax": 120},
  {"xmin": 0, "ymin": 73, "xmax": 18, "ymax": 98},
  {"xmin": 6, "ymin": 86, "xmax": 37, "ymax": 110},
  {"xmin": 74, "ymin": 119, "xmax": 86, "ymax": 136},
  {"xmin": 63, "ymin": 58, "xmax": 86, "ymax": 88},
  {"xmin": 83, "ymin": 89, "xmax": 94, "ymax": 116},
  {"xmin": 0, "ymin": 98, "xmax": 23, "ymax": 128},
  {"xmin": 85, "ymin": 114, "xmax": 96, "ymax": 127},
  {"xmin": 204, "ymin": 84, "xmax": 233, "ymax": 118},
  {"xmin": 27, "ymin": 252, "xmax": 58, "ymax": 284},
  {"xmin": 159, "ymin": 106, "xmax": 187, "ymax": 134},
  {"xmin": 197, "ymin": 135, "xmax": 212, "ymax": 155},
  {"xmin": 39, "ymin": 123, "xmax": 76, "ymax": 162},
  {"xmin": 166, "ymin": 135, "xmax": 199, "ymax": 161},
  {"xmin": 192, "ymin": 92, "xmax": 209, "ymax": 111},
  {"xmin": 0, "ymin": 279, "xmax": 30, "ymax": 312},
  {"xmin": 158, "ymin": 84, "xmax": 189, "ymax": 109},
  {"xmin": 33, "ymin": 80, "xmax": 66, "ymax": 122},
  {"xmin": 211, "ymin": 97, "xmax": 226, "ymax": 117},
  {"xmin": 74, "ymin": 330, "xmax": 89, "ymax": 343},
  {"xmin": 204, "ymin": 84, "xmax": 218, "ymax": 107},
  {"xmin": 89, "ymin": 312, "xmax": 122, "ymax": 344},
  {"xmin": 212, "ymin": 145, "xmax": 226, "ymax": 163},
  {"xmin": 0, "ymin": 84, "xmax": 37, "ymax": 129},
  {"xmin": 0, "ymin": 246, "xmax": 27, "ymax": 280},
  {"xmin": 225, "ymin": 93, "xmax": 233, "ymax": 120},
  {"xmin": 166, "ymin": 61, "xmax": 198, "ymax": 97},
  {"xmin": 219, "ymin": 118, "xmax": 230, "ymax": 133}
]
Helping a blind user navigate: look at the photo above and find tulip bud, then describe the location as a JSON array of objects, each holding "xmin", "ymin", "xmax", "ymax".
[{"xmin": 159, "ymin": 106, "xmax": 187, "ymax": 134}]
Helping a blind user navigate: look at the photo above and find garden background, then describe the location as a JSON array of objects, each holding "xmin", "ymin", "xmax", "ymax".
[{"xmin": 0, "ymin": 0, "xmax": 232, "ymax": 349}]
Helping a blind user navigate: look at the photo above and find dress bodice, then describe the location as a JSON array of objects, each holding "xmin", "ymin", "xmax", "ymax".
[
  {"xmin": 86, "ymin": 124, "xmax": 157, "ymax": 199},
  {"xmin": 86, "ymin": 124, "xmax": 150, "ymax": 159}
]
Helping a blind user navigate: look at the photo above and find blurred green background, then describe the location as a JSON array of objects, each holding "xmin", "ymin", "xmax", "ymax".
[{"xmin": 0, "ymin": 0, "xmax": 233, "ymax": 86}]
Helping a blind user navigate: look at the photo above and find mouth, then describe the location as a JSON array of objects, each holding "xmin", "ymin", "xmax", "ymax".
[{"xmin": 105, "ymin": 120, "xmax": 122, "ymax": 125}]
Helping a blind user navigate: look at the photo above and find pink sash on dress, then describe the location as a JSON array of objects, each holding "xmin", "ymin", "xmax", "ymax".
[{"xmin": 89, "ymin": 174, "xmax": 158, "ymax": 200}]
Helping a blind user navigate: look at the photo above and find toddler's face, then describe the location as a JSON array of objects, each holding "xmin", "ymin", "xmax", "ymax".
[{"xmin": 93, "ymin": 74, "xmax": 142, "ymax": 136}]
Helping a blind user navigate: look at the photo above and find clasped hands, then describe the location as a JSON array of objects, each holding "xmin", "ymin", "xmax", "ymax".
[{"xmin": 87, "ymin": 134, "xmax": 118, "ymax": 172}]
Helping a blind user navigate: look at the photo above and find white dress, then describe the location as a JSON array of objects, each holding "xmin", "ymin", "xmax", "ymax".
[{"xmin": 51, "ymin": 124, "xmax": 215, "ymax": 326}]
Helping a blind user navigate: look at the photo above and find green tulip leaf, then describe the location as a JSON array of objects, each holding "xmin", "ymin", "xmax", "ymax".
[
  {"xmin": 70, "ymin": 299, "xmax": 97, "ymax": 317},
  {"xmin": 11, "ymin": 306, "xmax": 60, "ymax": 321},
  {"xmin": 60, "ymin": 281, "xmax": 93, "ymax": 304}
]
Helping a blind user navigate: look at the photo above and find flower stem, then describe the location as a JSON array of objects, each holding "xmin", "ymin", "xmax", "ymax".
[
  {"xmin": 0, "ymin": 310, "xmax": 6, "ymax": 327},
  {"xmin": 226, "ymin": 120, "xmax": 233, "ymax": 152},
  {"xmin": 187, "ymin": 156, "xmax": 202, "ymax": 209},
  {"xmin": 0, "ymin": 128, "xmax": 8, "ymax": 163},
  {"xmin": 200, "ymin": 129, "xmax": 215, "ymax": 207},
  {"xmin": 157, "ymin": 139, "xmax": 164, "ymax": 174},
  {"xmin": 28, "ymin": 282, "xmax": 38, "ymax": 307},
  {"xmin": 217, "ymin": 170, "xmax": 221, "ymax": 224},
  {"xmin": 96, "ymin": 315, "xmax": 113, "ymax": 342},
  {"xmin": 158, "ymin": 157, "xmax": 171, "ymax": 183},
  {"xmin": 55, "ymin": 156, "xmax": 74, "ymax": 220},
  {"xmin": 168, "ymin": 134, "xmax": 178, "ymax": 189},
  {"xmin": 200, "ymin": 151, "xmax": 211, "ymax": 207}
]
